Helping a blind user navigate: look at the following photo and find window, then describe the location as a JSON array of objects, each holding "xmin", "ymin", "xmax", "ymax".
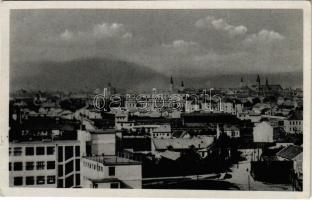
[
  {"xmin": 36, "ymin": 147, "xmax": 45, "ymax": 155},
  {"xmin": 9, "ymin": 162, "xmax": 11, "ymax": 171},
  {"xmin": 75, "ymin": 159, "xmax": 80, "ymax": 171},
  {"xmin": 26, "ymin": 176, "xmax": 34, "ymax": 185},
  {"xmin": 47, "ymin": 176, "xmax": 56, "ymax": 184},
  {"xmin": 65, "ymin": 174, "xmax": 74, "ymax": 188},
  {"xmin": 13, "ymin": 147, "xmax": 22, "ymax": 156},
  {"xmin": 58, "ymin": 146, "xmax": 63, "ymax": 162},
  {"xmin": 65, "ymin": 160, "xmax": 73, "ymax": 174},
  {"xmin": 57, "ymin": 179, "xmax": 63, "ymax": 188},
  {"xmin": 47, "ymin": 146, "xmax": 55, "ymax": 155},
  {"xmin": 110, "ymin": 183, "xmax": 119, "ymax": 188},
  {"xmin": 231, "ymin": 131, "xmax": 236, "ymax": 137},
  {"xmin": 9, "ymin": 148, "xmax": 11, "ymax": 156},
  {"xmin": 26, "ymin": 162, "xmax": 34, "ymax": 170},
  {"xmin": 108, "ymin": 167, "xmax": 115, "ymax": 176},
  {"xmin": 58, "ymin": 165, "xmax": 63, "ymax": 177},
  {"xmin": 14, "ymin": 177, "xmax": 23, "ymax": 186},
  {"xmin": 47, "ymin": 161, "xmax": 55, "ymax": 170},
  {"xmin": 75, "ymin": 146, "xmax": 80, "ymax": 157},
  {"xmin": 14, "ymin": 162, "xmax": 23, "ymax": 171},
  {"xmin": 65, "ymin": 146, "xmax": 73, "ymax": 160},
  {"xmin": 36, "ymin": 176, "xmax": 45, "ymax": 185},
  {"xmin": 25, "ymin": 147, "xmax": 34, "ymax": 156},
  {"xmin": 36, "ymin": 161, "xmax": 45, "ymax": 170},
  {"xmin": 75, "ymin": 174, "xmax": 80, "ymax": 186}
]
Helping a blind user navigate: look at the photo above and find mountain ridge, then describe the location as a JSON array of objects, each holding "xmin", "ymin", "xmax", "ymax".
[{"xmin": 10, "ymin": 57, "xmax": 303, "ymax": 92}]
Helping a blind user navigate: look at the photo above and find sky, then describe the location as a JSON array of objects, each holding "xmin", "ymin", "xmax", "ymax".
[{"xmin": 11, "ymin": 9, "xmax": 303, "ymax": 77}]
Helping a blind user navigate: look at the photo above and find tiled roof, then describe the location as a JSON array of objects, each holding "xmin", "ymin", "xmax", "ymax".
[{"xmin": 276, "ymin": 145, "xmax": 303, "ymax": 160}]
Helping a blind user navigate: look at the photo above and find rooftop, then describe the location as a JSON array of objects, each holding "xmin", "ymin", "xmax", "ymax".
[
  {"xmin": 84, "ymin": 155, "xmax": 141, "ymax": 166},
  {"xmin": 276, "ymin": 145, "xmax": 303, "ymax": 160},
  {"xmin": 182, "ymin": 113, "xmax": 241, "ymax": 124},
  {"xmin": 152, "ymin": 137, "xmax": 214, "ymax": 150}
]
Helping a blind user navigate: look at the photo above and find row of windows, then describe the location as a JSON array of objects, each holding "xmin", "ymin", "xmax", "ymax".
[
  {"xmin": 9, "ymin": 146, "xmax": 55, "ymax": 156},
  {"xmin": 82, "ymin": 176, "xmax": 119, "ymax": 188},
  {"xmin": 289, "ymin": 121, "xmax": 302, "ymax": 125},
  {"xmin": 13, "ymin": 176, "xmax": 56, "ymax": 186},
  {"xmin": 83, "ymin": 161, "xmax": 104, "ymax": 172},
  {"xmin": 153, "ymin": 133, "xmax": 171, "ymax": 137},
  {"xmin": 82, "ymin": 161, "xmax": 115, "ymax": 176},
  {"xmin": 289, "ymin": 127, "xmax": 302, "ymax": 132},
  {"xmin": 9, "ymin": 145, "xmax": 81, "ymax": 158},
  {"xmin": 9, "ymin": 161, "xmax": 55, "ymax": 171},
  {"xmin": 93, "ymin": 182, "xmax": 119, "ymax": 188}
]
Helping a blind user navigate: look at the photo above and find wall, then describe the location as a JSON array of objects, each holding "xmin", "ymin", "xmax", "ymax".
[{"xmin": 253, "ymin": 122, "xmax": 273, "ymax": 143}]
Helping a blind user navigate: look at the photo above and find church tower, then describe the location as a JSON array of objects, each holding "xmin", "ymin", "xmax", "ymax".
[
  {"xmin": 180, "ymin": 81, "xmax": 185, "ymax": 92},
  {"xmin": 170, "ymin": 76, "xmax": 174, "ymax": 93},
  {"xmin": 256, "ymin": 75, "xmax": 261, "ymax": 86},
  {"xmin": 256, "ymin": 74, "xmax": 261, "ymax": 90}
]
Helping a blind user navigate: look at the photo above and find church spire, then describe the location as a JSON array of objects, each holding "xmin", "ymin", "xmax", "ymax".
[
  {"xmin": 256, "ymin": 75, "xmax": 261, "ymax": 84},
  {"xmin": 240, "ymin": 77, "xmax": 244, "ymax": 88}
]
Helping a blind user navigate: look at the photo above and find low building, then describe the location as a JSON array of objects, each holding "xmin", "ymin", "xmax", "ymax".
[
  {"xmin": 81, "ymin": 155, "xmax": 142, "ymax": 188},
  {"xmin": 150, "ymin": 124, "xmax": 172, "ymax": 139},
  {"xmin": 223, "ymin": 125, "xmax": 240, "ymax": 138}
]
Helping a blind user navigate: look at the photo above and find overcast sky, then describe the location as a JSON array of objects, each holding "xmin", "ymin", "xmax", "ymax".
[{"xmin": 11, "ymin": 9, "xmax": 302, "ymax": 77}]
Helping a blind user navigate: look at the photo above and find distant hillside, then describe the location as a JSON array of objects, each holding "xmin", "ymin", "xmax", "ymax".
[
  {"xmin": 10, "ymin": 58, "xmax": 169, "ymax": 92},
  {"xmin": 10, "ymin": 57, "xmax": 303, "ymax": 92}
]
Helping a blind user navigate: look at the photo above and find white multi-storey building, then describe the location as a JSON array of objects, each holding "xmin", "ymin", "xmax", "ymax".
[{"xmin": 9, "ymin": 140, "xmax": 82, "ymax": 188}]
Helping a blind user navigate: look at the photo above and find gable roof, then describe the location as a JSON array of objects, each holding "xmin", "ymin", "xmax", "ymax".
[
  {"xmin": 276, "ymin": 145, "xmax": 303, "ymax": 160},
  {"xmin": 158, "ymin": 150, "xmax": 181, "ymax": 161}
]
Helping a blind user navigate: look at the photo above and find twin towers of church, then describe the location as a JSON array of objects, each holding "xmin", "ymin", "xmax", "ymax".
[
  {"xmin": 240, "ymin": 74, "xmax": 269, "ymax": 88},
  {"xmin": 169, "ymin": 76, "xmax": 184, "ymax": 93}
]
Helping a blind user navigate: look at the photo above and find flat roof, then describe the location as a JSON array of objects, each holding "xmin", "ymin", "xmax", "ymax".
[{"xmin": 83, "ymin": 155, "xmax": 141, "ymax": 166}]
